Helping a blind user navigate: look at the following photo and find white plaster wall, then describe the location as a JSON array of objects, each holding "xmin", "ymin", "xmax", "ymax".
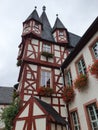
[
  {"xmin": 35, "ymin": 118, "xmax": 46, "ymax": 130},
  {"xmin": 31, "ymin": 39, "xmax": 38, "ymax": 45},
  {"xmin": 15, "ymin": 120, "xmax": 25, "ymax": 130},
  {"xmin": 65, "ymin": 32, "xmax": 98, "ymax": 130},
  {"xmin": 33, "ymin": 103, "xmax": 44, "ymax": 116},
  {"xmin": 19, "ymin": 105, "xmax": 29, "ymax": 117}
]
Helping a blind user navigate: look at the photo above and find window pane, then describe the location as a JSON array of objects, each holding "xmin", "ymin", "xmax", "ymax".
[
  {"xmin": 87, "ymin": 103, "xmax": 98, "ymax": 130},
  {"xmin": 71, "ymin": 111, "xmax": 80, "ymax": 130},
  {"xmin": 92, "ymin": 42, "xmax": 98, "ymax": 59},
  {"xmin": 41, "ymin": 70, "xmax": 51, "ymax": 87},
  {"xmin": 77, "ymin": 58, "xmax": 86, "ymax": 75},
  {"xmin": 43, "ymin": 44, "xmax": 51, "ymax": 53},
  {"xmin": 66, "ymin": 71, "xmax": 72, "ymax": 86}
]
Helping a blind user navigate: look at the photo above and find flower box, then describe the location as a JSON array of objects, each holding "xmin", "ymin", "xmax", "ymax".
[
  {"xmin": 89, "ymin": 60, "xmax": 98, "ymax": 78},
  {"xmin": 37, "ymin": 87, "xmax": 54, "ymax": 96},
  {"xmin": 41, "ymin": 51, "xmax": 54, "ymax": 59},
  {"xmin": 74, "ymin": 74, "xmax": 88, "ymax": 90},
  {"xmin": 62, "ymin": 87, "xmax": 75, "ymax": 103}
]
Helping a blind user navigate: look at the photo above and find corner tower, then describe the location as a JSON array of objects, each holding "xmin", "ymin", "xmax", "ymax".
[{"xmin": 13, "ymin": 6, "xmax": 80, "ymax": 130}]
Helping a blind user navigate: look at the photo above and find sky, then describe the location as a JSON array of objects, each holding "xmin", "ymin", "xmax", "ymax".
[{"xmin": 0, "ymin": 0, "xmax": 98, "ymax": 87}]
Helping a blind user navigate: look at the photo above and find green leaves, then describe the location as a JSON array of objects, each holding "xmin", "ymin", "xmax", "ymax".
[{"xmin": 1, "ymin": 98, "xmax": 20, "ymax": 130}]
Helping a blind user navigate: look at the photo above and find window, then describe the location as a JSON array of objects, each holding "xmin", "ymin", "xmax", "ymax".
[
  {"xmin": 76, "ymin": 57, "xmax": 86, "ymax": 75},
  {"xmin": 87, "ymin": 103, "xmax": 98, "ymax": 130},
  {"xmin": 40, "ymin": 70, "xmax": 51, "ymax": 87},
  {"xmin": 59, "ymin": 30, "xmax": 64, "ymax": 36},
  {"xmin": 34, "ymin": 21, "xmax": 39, "ymax": 29},
  {"xmin": 65, "ymin": 70, "xmax": 72, "ymax": 86},
  {"xmin": 71, "ymin": 111, "xmax": 80, "ymax": 130},
  {"xmin": 43, "ymin": 43, "xmax": 51, "ymax": 53},
  {"xmin": 92, "ymin": 42, "xmax": 98, "ymax": 59}
]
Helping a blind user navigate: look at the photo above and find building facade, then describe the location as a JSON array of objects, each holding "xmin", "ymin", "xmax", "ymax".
[
  {"xmin": 12, "ymin": 6, "xmax": 80, "ymax": 130},
  {"xmin": 61, "ymin": 17, "xmax": 98, "ymax": 130},
  {"xmin": 0, "ymin": 7, "xmax": 98, "ymax": 130}
]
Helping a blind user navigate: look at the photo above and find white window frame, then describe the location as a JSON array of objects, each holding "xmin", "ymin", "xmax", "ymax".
[
  {"xmin": 71, "ymin": 111, "xmax": 80, "ymax": 130},
  {"xmin": 40, "ymin": 70, "xmax": 51, "ymax": 87},
  {"xmin": 92, "ymin": 42, "xmax": 98, "ymax": 59},
  {"xmin": 59, "ymin": 30, "xmax": 64, "ymax": 36},
  {"xmin": 65, "ymin": 70, "xmax": 72, "ymax": 87},
  {"xmin": 87, "ymin": 103, "xmax": 98, "ymax": 130},
  {"xmin": 43, "ymin": 43, "xmax": 51, "ymax": 53},
  {"xmin": 77, "ymin": 58, "xmax": 86, "ymax": 75}
]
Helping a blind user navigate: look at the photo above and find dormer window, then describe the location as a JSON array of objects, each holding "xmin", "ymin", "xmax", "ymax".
[
  {"xmin": 32, "ymin": 21, "xmax": 41, "ymax": 34},
  {"xmin": 59, "ymin": 30, "xmax": 64, "ymax": 36},
  {"xmin": 23, "ymin": 22, "xmax": 31, "ymax": 34},
  {"xmin": 34, "ymin": 21, "xmax": 39, "ymax": 29}
]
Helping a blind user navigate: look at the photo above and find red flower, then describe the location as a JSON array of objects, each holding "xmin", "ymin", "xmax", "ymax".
[
  {"xmin": 74, "ymin": 74, "xmax": 88, "ymax": 89},
  {"xmin": 89, "ymin": 60, "xmax": 98, "ymax": 78},
  {"xmin": 37, "ymin": 87, "xmax": 54, "ymax": 96},
  {"xmin": 62, "ymin": 87, "xmax": 75, "ymax": 103}
]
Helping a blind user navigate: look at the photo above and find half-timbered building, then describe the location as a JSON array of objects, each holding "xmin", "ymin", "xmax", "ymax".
[{"xmin": 12, "ymin": 6, "xmax": 80, "ymax": 130}]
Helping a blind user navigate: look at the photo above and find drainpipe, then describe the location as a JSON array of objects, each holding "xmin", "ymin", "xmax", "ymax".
[{"xmin": 60, "ymin": 67, "xmax": 72, "ymax": 130}]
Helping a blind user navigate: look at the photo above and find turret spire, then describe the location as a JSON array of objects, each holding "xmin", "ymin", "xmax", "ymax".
[{"xmin": 43, "ymin": 6, "xmax": 46, "ymax": 12}]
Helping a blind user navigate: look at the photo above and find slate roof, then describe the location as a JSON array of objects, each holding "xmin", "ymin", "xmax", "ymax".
[
  {"xmin": 40, "ymin": 9, "xmax": 55, "ymax": 42},
  {"xmin": 0, "ymin": 87, "xmax": 13, "ymax": 104},
  {"xmin": 24, "ymin": 7, "xmax": 81, "ymax": 48},
  {"xmin": 25, "ymin": 9, "xmax": 41, "ymax": 24},
  {"xmin": 52, "ymin": 17, "xmax": 66, "ymax": 32},
  {"xmin": 35, "ymin": 98, "xmax": 68, "ymax": 126},
  {"xmin": 68, "ymin": 32, "xmax": 81, "ymax": 47}
]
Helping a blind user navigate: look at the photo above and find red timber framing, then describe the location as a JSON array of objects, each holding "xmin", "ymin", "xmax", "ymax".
[
  {"xmin": 20, "ymin": 38, "xmax": 68, "ymax": 66},
  {"xmin": 12, "ymin": 97, "xmax": 67, "ymax": 130},
  {"xmin": 12, "ymin": 97, "xmax": 49, "ymax": 130},
  {"xmin": 18, "ymin": 63, "xmax": 66, "ymax": 117}
]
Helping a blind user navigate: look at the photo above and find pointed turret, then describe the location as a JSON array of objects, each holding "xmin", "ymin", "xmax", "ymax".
[
  {"xmin": 52, "ymin": 15, "xmax": 66, "ymax": 32},
  {"xmin": 25, "ymin": 6, "xmax": 41, "ymax": 23},
  {"xmin": 52, "ymin": 15, "xmax": 68, "ymax": 43},
  {"xmin": 22, "ymin": 7, "xmax": 42, "ymax": 36},
  {"xmin": 40, "ymin": 6, "xmax": 54, "ymax": 42}
]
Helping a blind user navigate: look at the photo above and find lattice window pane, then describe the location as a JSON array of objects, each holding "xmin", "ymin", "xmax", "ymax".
[
  {"xmin": 41, "ymin": 70, "xmax": 51, "ymax": 87},
  {"xmin": 87, "ymin": 103, "xmax": 98, "ymax": 130},
  {"xmin": 71, "ymin": 111, "xmax": 80, "ymax": 130},
  {"xmin": 43, "ymin": 44, "xmax": 51, "ymax": 53},
  {"xmin": 77, "ymin": 58, "xmax": 86, "ymax": 75},
  {"xmin": 66, "ymin": 71, "xmax": 72, "ymax": 86},
  {"xmin": 92, "ymin": 42, "xmax": 98, "ymax": 59}
]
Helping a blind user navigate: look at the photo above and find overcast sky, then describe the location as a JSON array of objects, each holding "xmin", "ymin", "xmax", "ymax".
[{"xmin": 0, "ymin": 0, "xmax": 98, "ymax": 87}]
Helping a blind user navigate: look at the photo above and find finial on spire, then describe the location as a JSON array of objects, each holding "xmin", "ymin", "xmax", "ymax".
[
  {"xmin": 56, "ymin": 14, "xmax": 58, "ymax": 17},
  {"xmin": 35, "ymin": 6, "xmax": 37, "ymax": 10},
  {"xmin": 43, "ymin": 6, "xmax": 46, "ymax": 11}
]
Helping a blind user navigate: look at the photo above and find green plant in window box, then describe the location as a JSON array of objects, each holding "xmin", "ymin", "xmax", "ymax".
[
  {"xmin": 74, "ymin": 74, "xmax": 88, "ymax": 90},
  {"xmin": 41, "ymin": 51, "xmax": 54, "ymax": 60},
  {"xmin": 62, "ymin": 87, "xmax": 75, "ymax": 103},
  {"xmin": 37, "ymin": 86, "xmax": 54, "ymax": 96}
]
